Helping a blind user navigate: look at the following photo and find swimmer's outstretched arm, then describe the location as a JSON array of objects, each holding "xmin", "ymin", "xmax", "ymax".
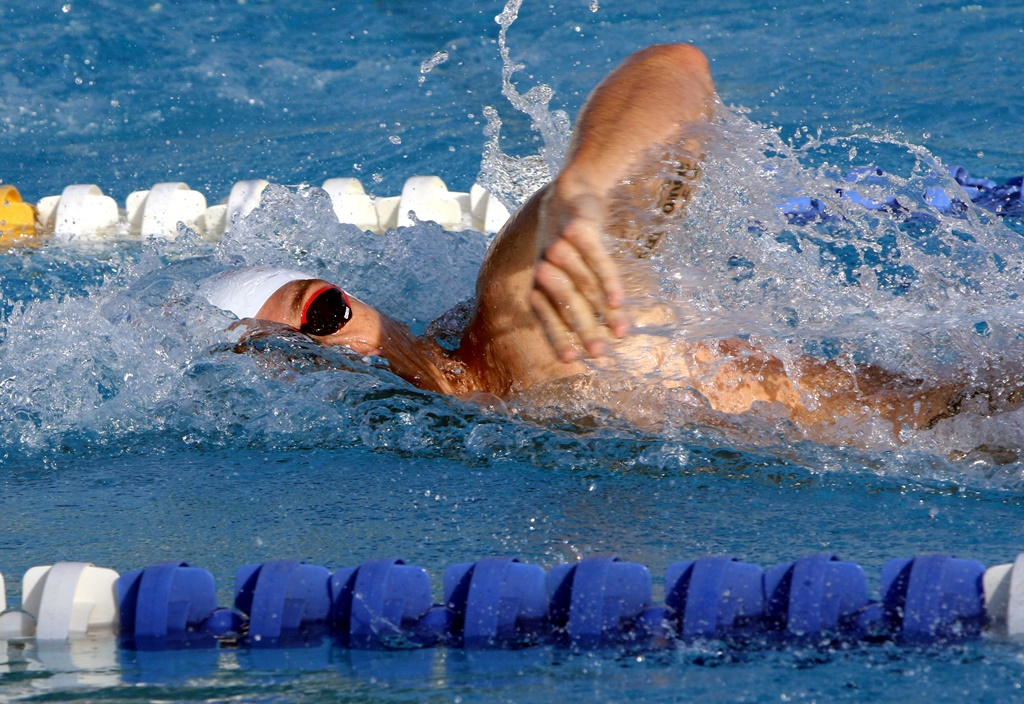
[
  {"xmin": 533, "ymin": 44, "xmax": 716, "ymax": 360},
  {"xmin": 459, "ymin": 45, "xmax": 716, "ymax": 395}
]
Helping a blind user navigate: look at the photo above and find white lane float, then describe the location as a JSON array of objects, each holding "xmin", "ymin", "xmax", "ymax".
[
  {"xmin": 0, "ymin": 562, "xmax": 119, "ymax": 641},
  {"xmin": 38, "ymin": 184, "xmax": 120, "ymax": 240},
  {"xmin": 4, "ymin": 175, "xmax": 512, "ymax": 244},
  {"xmin": 984, "ymin": 552, "xmax": 1024, "ymax": 638}
]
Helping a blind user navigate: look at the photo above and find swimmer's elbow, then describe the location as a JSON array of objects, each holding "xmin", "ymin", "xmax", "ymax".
[{"xmin": 637, "ymin": 44, "xmax": 711, "ymax": 74}]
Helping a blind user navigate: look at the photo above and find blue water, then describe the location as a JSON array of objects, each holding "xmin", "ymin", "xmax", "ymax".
[{"xmin": 2, "ymin": 0, "xmax": 1024, "ymax": 701}]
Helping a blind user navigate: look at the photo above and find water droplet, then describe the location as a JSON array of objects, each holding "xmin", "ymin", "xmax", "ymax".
[{"xmin": 420, "ymin": 50, "xmax": 450, "ymax": 74}]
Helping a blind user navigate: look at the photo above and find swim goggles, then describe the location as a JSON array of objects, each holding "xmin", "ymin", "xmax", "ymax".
[{"xmin": 300, "ymin": 285, "xmax": 353, "ymax": 336}]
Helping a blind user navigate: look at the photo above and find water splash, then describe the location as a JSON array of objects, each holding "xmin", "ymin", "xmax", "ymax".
[
  {"xmin": 213, "ymin": 185, "xmax": 487, "ymax": 328},
  {"xmin": 603, "ymin": 105, "xmax": 1024, "ymax": 463},
  {"xmin": 478, "ymin": 105, "xmax": 554, "ymax": 211},
  {"xmin": 1, "ymin": 149, "xmax": 1023, "ymax": 485},
  {"xmin": 0, "ymin": 15, "xmax": 1023, "ymax": 485},
  {"xmin": 478, "ymin": 0, "xmax": 573, "ymax": 210},
  {"xmin": 665, "ymin": 110, "xmax": 1024, "ymax": 342},
  {"xmin": 0, "ymin": 185, "xmax": 490, "ymax": 458}
]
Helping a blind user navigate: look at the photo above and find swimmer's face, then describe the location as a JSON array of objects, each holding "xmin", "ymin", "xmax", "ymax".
[{"xmin": 255, "ymin": 279, "xmax": 386, "ymax": 357}]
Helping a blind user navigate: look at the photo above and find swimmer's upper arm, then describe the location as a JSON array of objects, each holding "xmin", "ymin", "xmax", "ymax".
[{"xmin": 530, "ymin": 44, "xmax": 716, "ymax": 360}]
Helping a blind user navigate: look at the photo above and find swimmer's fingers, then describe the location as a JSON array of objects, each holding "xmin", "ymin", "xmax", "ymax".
[
  {"xmin": 541, "ymin": 236, "xmax": 629, "ymax": 342},
  {"xmin": 557, "ymin": 205, "xmax": 626, "ymax": 321},
  {"xmin": 534, "ymin": 258, "xmax": 610, "ymax": 360},
  {"xmin": 529, "ymin": 287, "xmax": 575, "ymax": 361},
  {"xmin": 529, "ymin": 284, "xmax": 580, "ymax": 362},
  {"xmin": 533, "ymin": 186, "xmax": 629, "ymax": 355}
]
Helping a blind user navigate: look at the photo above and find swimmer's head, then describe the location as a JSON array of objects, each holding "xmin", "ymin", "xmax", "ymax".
[
  {"xmin": 202, "ymin": 267, "xmax": 355, "ymax": 339},
  {"xmin": 203, "ymin": 267, "xmax": 449, "ymax": 393}
]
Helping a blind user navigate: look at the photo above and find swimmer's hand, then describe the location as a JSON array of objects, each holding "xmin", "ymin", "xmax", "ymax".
[{"xmin": 531, "ymin": 183, "xmax": 629, "ymax": 361}]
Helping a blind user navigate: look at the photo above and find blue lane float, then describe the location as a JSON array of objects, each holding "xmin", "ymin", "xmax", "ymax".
[
  {"xmin": 330, "ymin": 558, "xmax": 441, "ymax": 649},
  {"xmin": 778, "ymin": 164, "xmax": 1023, "ymax": 222},
  {"xmin": 881, "ymin": 554, "xmax": 986, "ymax": 643},
  {"xmin": 665, "ymin": 556, "xmax": 765, "ymax": 640},
  {"xmin": 445, "ymin": 557, "xmax": 548, "ymax": 648},
  {"xmin": 547, "ymin": 556, "xmax": 667, "ymax": 647},
  {"xmin": 235, "ymin": 560, "xmax": 332, "ymax": 645},
  {"xmin": 117, "ymin": 561, "xmax": 224, "ymax": 650},
  {"xmin": 2, "ymin": 552, "xmax": 1024, "ymax": 652},
  {"xmin": 764, "ymin": 553, "xmax": 878, "ymax": 640}
]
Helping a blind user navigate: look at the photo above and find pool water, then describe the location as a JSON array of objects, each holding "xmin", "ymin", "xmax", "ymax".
[{"xmin": 2, "ymin": 0, "xmax": 1024, "ymax": 701}]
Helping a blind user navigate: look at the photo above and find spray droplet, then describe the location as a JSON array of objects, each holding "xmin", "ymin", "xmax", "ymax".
[{"xmin": 420, "ymin": 50, "xmax": 450, "ymax": 75}]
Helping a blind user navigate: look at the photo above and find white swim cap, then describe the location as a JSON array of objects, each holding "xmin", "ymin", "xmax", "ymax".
[{"xmin": 201, "ymin": 267, "xmax": 313, "ymax": 320}]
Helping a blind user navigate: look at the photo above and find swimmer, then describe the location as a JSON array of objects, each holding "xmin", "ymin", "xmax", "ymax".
[{"xmin": 203, "ymin": 45, "xmax": 1020, "ymax": 438}]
